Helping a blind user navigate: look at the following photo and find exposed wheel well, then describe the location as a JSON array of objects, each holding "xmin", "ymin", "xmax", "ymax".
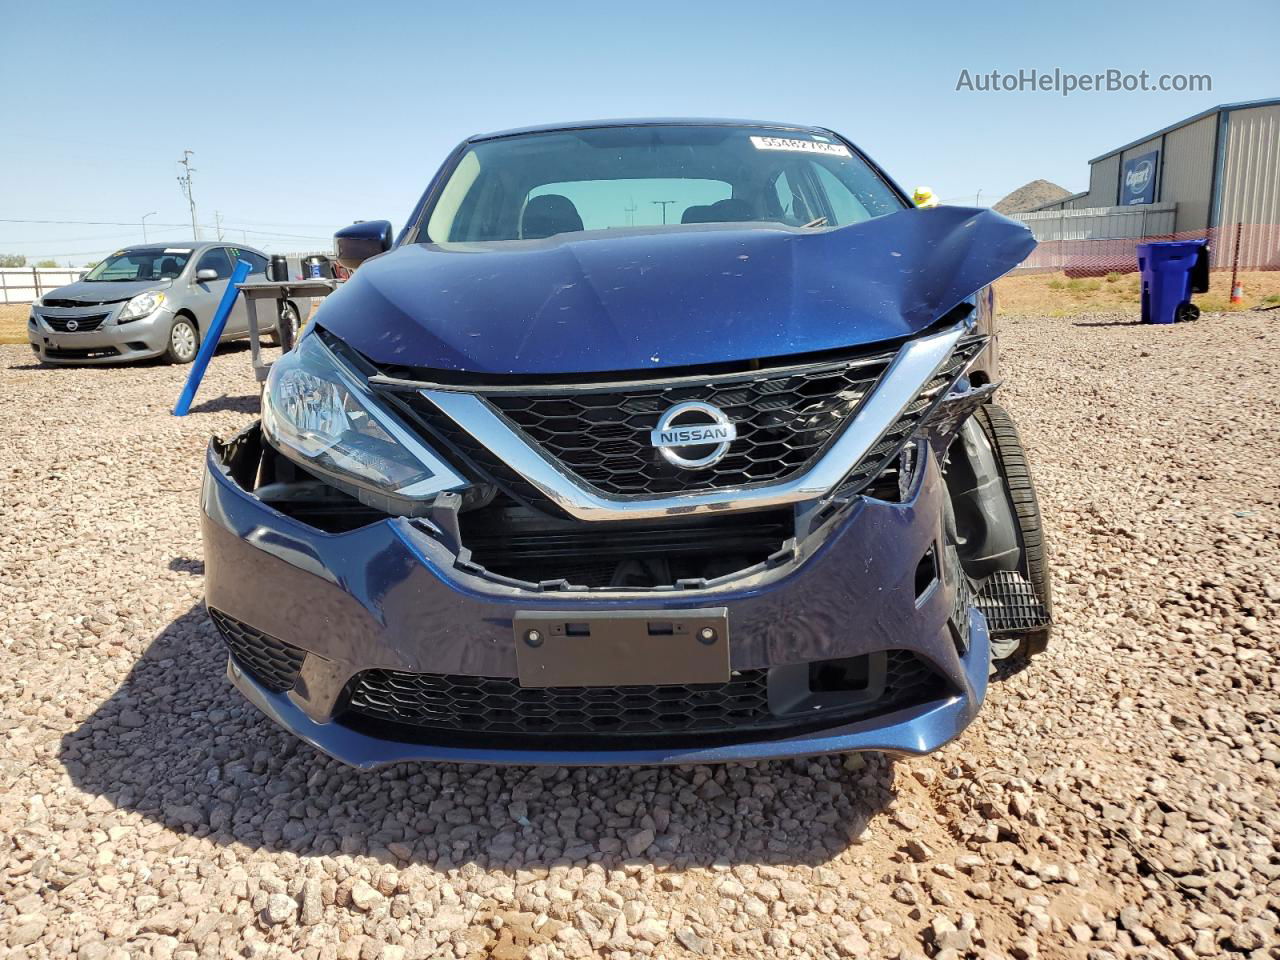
[{"xmin": 173, "ymin": 308, "xmax": 199, "ymax": 333}]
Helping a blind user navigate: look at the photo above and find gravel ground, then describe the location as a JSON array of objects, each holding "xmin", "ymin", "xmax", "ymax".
[{"xmin": 1, "ymin": 314, "xmax": 1277, "ymax": 960}]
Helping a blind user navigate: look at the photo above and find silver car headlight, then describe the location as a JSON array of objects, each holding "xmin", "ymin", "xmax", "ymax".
[
  {"xmin": 117, "ymin": 290, "xmax": 166, "ymax": 322},
  {"xmin": 261, "ymin": 333, "xmax": 466, "ymax": 512}
]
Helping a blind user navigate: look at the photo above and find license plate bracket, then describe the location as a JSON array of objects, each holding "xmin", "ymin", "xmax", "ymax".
[{"xmin": 514, "ymin": 608, "xmax": 730, "ymax": 688}]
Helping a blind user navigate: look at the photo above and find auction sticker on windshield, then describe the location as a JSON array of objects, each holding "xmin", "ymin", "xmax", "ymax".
[{"xmin": 749, "ymin": 136, "xmax": 852, "ymax": 157}]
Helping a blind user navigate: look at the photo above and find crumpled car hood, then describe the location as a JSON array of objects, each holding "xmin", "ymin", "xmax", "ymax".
[
  {"xmin": 318, "ymin": 206, "xmax": 1035, "ymax": 376},
  {"xmin": 42, "ymin": 279, "xmax": 171, "ymax": 303}
]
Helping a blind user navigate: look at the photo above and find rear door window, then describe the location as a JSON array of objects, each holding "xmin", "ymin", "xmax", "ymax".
[{"xmin": 227, "ymin": 248, "xmax": 269, "ymax": 276}]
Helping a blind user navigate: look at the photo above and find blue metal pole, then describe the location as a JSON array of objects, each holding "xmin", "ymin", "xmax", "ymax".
[{"xmin": 173, "ymin": 258, "xmax": 251, "ymax": 416}]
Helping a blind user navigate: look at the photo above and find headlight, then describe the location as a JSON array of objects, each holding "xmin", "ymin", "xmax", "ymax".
[
  {"xmin": 261, "ymin": 334, "xmax": 466, "ymax": 512},
  {"xmin": 117, "ymin": 290, "xmax": 165, "ymax": 322}
]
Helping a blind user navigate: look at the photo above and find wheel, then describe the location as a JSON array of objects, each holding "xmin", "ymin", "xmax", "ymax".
[
  {"xmin": 973, "ymin": 403, "xmax": 1053, "ymax": 657},
  {"xmin": 272, "ymin": 302, "xmax": 301, "ymax": 352},
  {"xmin": 1175, "ymin": 302, "xmax": 1200, "ymax": 323},
  {"xmin": 165, "ymin": 316, "xmax": 199, "ymax": 364}
]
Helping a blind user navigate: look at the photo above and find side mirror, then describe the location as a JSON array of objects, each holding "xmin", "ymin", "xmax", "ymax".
[
  {"xmin": 334, "ymin": 220, "xmax": 393, "ymax": 270},
  {"xmin": 195, "ymin": 268, "xmax": 219, "ymax": 282}
]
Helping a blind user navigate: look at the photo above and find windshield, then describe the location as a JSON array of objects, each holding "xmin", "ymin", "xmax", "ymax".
[
  {"xmin": 84, "ymin": 247, "xmax": 192, "ymax": 281},
  {"xmin": 423, "ymin": 125, "xmax": 905, "ymax": 243}
]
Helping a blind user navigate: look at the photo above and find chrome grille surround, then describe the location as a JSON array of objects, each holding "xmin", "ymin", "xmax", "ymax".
[
  {"xmin": 483, "ymin": 351, "xmax": 896, "ymax": 495},
  {"xmin": 402, "ymin": 320, "xmax": 982, "ymax": 522}
]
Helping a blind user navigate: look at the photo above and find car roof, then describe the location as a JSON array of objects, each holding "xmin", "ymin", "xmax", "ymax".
[
  {"xmin": 468, "ymin": 117, "xmax": 838, "ymax": 142},
  {"xmin": 117, "ymin": 240, "xmax": 266, "ymax": 254}
]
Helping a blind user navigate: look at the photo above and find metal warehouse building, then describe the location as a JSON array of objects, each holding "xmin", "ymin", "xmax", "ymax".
[{"xmin": 1019, "ymin": 97, "xmax": 1280, "ymax": 268}]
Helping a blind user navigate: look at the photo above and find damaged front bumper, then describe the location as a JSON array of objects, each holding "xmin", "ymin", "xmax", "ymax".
[{"xmin": 202, "ymin": 421, "xmax": 991, "ymax": 767}]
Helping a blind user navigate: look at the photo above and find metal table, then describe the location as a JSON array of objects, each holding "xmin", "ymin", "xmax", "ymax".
[{"xmin": 237, "ymin": 278, "xmax": 339, "ymax": 381}]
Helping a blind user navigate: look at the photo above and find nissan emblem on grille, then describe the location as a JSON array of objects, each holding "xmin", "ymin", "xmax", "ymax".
[
  {"xmin": 649, "ymin": 401, "xmax": 738, "ymax": 469},
  {"xmin": 64, "ymin": 319, "xmax": 79, "ymax": 331}
]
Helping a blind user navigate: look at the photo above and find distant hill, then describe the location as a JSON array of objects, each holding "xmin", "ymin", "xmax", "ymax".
[{"xmin": 993, "ymin": 180, "xmax": 1072, "ymax": 215}]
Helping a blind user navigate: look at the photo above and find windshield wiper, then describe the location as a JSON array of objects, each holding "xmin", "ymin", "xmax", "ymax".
[{"xmin": 802, "ymin": 216, "xmax": 828, "ymax": 228}]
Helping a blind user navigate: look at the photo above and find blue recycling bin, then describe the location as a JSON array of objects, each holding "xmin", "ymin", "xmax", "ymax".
[{"xmin": 1136, "ymin": 239, "xmax": 1207, "ymax": 324}]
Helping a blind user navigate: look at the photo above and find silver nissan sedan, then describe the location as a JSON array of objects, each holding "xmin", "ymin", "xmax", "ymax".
[{"xmin": 27, "ymin": 241, "xmax": 308, "ymax": 365}]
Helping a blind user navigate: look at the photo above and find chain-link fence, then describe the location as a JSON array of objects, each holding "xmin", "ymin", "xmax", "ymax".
[{"xmin": 1015, "ymin": 223, "xmax": 1280, "ymax": 276}]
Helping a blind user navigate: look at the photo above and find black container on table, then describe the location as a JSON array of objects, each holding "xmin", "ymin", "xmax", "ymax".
[
  {"xmin": 268, "ymin": 255, "xmax": 290, "ymax": 282},
  {"xmin": 300, "ymin": 254, "xmax": 333, "ymax": 280}
]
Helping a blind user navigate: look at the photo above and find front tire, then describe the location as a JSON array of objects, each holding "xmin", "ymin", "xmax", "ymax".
[
  {"xmin": 973, "ymin": 403, "xmax": 1053, "ymax": 656},
  {"xmin": 165, "ymin": 316, "xmax": 199, "ymax": 364},
  {"xmin": 272, "ymin": 302, "xmax": 301, "ymax": 352}
]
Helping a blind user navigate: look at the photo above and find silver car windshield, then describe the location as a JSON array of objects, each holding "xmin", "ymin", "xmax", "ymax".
[
  {"xmin": 423, "ymin": 125, "xmax": 905, "ymax": 243},
  {"xmin": 83, "ymin": 248, "xmax": 192, "ymax": 282}
]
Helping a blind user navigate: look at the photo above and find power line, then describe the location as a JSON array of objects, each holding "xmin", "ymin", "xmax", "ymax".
[
  {"xmin": 10, "ymin": 248, "xmax": 138, "ymax": 258},
  {"xmin": 0, "ymin": 231, "xmax": 144, "ymax": 244},
  {"xmin": 207, "ymin": 216, "xmax": 344, "ymax": 228},
  {"xmin": 0, "ymin": 218, "xmax": 188, "ymax": 226},
  {"xmin": 0, "ymin": 218, "xmax": 331, "ymax": 241},
  {"xmin": 21, "ymin": 231, "xmax": 335, "ymax": 258},
  {"xmin": 0, "ymin": 217, "xmax": 326, "ymax": 228}
]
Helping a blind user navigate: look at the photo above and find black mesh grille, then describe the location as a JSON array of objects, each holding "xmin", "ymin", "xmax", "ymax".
[
  {"xmin": 43, "ymin": 313, "xmax": 108, "ymax": 332},
  {"xmin": 835, "ymin": 335, "xmax": 988, "ymax": 497},
  {"xmin": 483, "ymin": 352, "xmax": 898, "ymax": 496},
  {"xmin": 399, "ymin": 335, "xmax": 986, "ymax": 514},
  {"xmin": 950, "ymin": 557, "xmax": 974, "ymax": 654},
  {"xmin": 340, "ymin": 649, "xmax": 942, "ymax": 745},
  {"xmin": 208, "ymin": 608, "xmax": 306, "ymax": 693},
  {"xmin": 976, "ymin": 570, "xmax": 1051, "ymax": 634}
]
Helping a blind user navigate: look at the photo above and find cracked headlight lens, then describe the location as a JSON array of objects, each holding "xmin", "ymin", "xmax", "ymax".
[{"xmin": 261, "ymin": 334, "xmax": 465, "ymax": 509}]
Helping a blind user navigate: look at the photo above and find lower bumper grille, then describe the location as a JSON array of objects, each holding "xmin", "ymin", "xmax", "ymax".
[
  {"xmin": 339, "ymin": 649, "xmax": 944, "ymax": 747},
  {"xmin": 42, "ymin": 345, "xmax": 120, "ymax": 360},
  {"xmin": 460, "ymin": 504, "xmax": 793, "ymax": 588},
  {"xmin": 208, "ymin": 608, "xmax": 306, "ymax": 692}
]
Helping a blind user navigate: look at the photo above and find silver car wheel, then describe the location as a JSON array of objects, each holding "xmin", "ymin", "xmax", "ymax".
[{"xmin": 171, "ymin": 321, "xmax": 197, "ymax": 361}]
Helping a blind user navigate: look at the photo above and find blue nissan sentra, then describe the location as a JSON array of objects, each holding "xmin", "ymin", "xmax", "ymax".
[{"xmin": 202, "ymin": 120, "xmax": 1052, "ymax": 767}]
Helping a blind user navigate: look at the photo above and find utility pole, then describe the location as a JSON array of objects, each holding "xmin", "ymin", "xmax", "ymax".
[
  {"xmin": 177, "ymin": 150, "xmax": 199, "ymax": 240},
  {"xmin": 215, "ymin": 211, "xmax": 224, "ymax": 240},
  {"xmin": 651, "ymin": 200, "xmax": 677, "ymax": 225},
  {"xmin": 141, "ymin": 211, "xmax": 156, "ymax": 243},
  {"xmin": 975, "ymin": 189, "xmax": 982, "ymax": 207},
  {"xmin": 624, "ymin": 198, "xmax": 637, "ymax": 226}
]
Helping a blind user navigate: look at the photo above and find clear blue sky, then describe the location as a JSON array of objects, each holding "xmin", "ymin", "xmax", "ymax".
[{"xmin": 2, "ymin": 0, "xmax": 1275, "ymax": 264}]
